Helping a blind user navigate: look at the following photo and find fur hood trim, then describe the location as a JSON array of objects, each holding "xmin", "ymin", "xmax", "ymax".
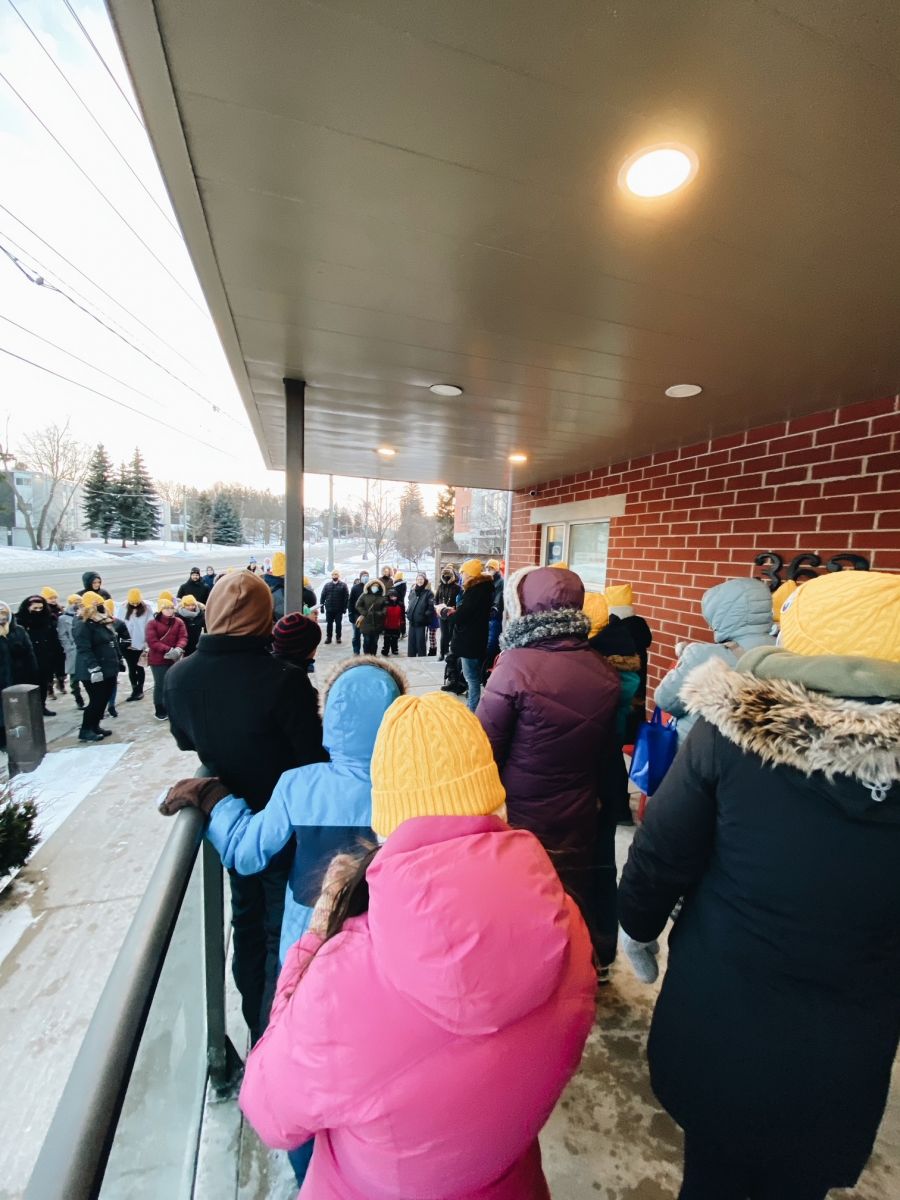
[
  {"xmin": 682, "ymin": 657, "xmax": 900, "ymax": 790},
  {"xmin": 501, "ymin": 609, "xmax": 590, "ymax": 651},
  {"xmin": 319, "ymin": 654, "xmax": 408, "ymax": 713},
  {"xmin": 605, "ymin": 653, "xmax": 642, "ymax": 673}
]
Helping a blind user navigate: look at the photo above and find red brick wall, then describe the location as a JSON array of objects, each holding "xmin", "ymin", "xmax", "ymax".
[{"xmin": 509, "ymin": 395, "xmax": 900, "ymax": 690}]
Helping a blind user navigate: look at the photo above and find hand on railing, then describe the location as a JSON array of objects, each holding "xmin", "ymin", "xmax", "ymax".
[{"xmin": 159, "ymin": 777, "xmax": 229, "ymax": 817}]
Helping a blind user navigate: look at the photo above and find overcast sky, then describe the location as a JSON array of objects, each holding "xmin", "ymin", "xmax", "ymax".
[{"xmin": 0, "ymin": 0, "xmax": 440, "ymax": 511}]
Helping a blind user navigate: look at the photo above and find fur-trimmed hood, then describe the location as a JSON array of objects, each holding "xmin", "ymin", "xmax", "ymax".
[
  {"xmin": 682, "ymin": 657, "xmax": 900, "ymax": 804},
  {"xmin": 501, "ymin": 609, "xmax": 591, "ymax": 651}
]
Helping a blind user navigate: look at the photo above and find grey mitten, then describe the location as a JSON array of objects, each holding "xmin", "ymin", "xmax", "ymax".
[
  {"xmin": 621, "ymin": 930, "xmax": 660, "ymax": 984},
  {"xmin": 164, "ymin": 647, "xmax": 184, "ymax": 662},
  {"xmin": 89, "ymin": 668, "xmax": 103, "ymax": 683}
]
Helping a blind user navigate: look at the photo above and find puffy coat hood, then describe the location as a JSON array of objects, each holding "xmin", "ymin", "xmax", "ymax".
[
  {"xmin": 367, "ymin": 815, "xmax": 572, "ymax": 1036},
  {"xmin": 17, "ymin": 595, "xmax": 52, "ymax": 625},
  {"xmin": 81, "ymin": 570, "xmax": 103, "ymax": 592},
  {"xmin": 701, "ymin": 577, "xmax": 775, "ymax": 645},
  {"xmin": 364, "ymin": 578, "xmax": 387, "ymax": 596},
  {"xmin": 320, "ymin": 657, "xmax": 406, "ymax": 764},
  {"xmin": 504, "ymin": 566, "xmax": 584, "ymax": 622}
]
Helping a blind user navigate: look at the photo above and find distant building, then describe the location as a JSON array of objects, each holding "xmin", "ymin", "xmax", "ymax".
[
  {"xmin": 453, "ymin": 487, "xmax": 507, "ymax": 556},
  {"xmin": 0, "ymin": 468, "xmax": 84, "ymax": 549}
]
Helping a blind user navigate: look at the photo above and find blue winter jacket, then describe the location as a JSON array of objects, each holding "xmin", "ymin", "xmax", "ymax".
[
  {"xmin": 206, "ymin": 658, "xmax": 404, "ymax": 962},
  {"xmin": 655, "ymin": 577, "xmax": 775, "ymax": 743}
]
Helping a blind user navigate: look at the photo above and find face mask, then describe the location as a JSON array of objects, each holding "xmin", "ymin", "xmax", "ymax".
[
  {"xmin": 360, "ymin": 575, "xmax": 369, "ymax": 584},
  {"xmin": 372, "ymin": 586, "xmax": 382, "ymax": 595}
]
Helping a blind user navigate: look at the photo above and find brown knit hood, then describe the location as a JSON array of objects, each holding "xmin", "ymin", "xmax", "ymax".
[{"xmin": 204, "ymin": 570, "xmax": 273, "ymax": 636}]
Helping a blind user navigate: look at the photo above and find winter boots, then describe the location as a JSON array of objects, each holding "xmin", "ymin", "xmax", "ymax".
[
  {"xmin": 125, "ymin": 690, "xmax": 144, "ymax": 702},
  {"xmin": 440, "ymin": 654, "xmax": 468, "ymax": 696}
]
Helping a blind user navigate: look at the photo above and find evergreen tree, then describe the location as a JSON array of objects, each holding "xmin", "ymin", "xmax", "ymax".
[
  {"xmin": 113, "ymin": 463, "xmax": 137, "ymax": 548},
  {"xmin": 82, "ymin": 443, "xmax": 116, "ymax": 542},
  {"xmin": 127, "ymin": 449, "xmax": 160, "ymax": 543},
  {"xmin": 212, "ymin": 495, "xmax": 243, "ymax": 545},
  {"xmin": 189, "ymin": 491, "xmax": 213, "ymax": 543},
  {"xmin": 396, "ymin": 482, "xmax": 434, "ymax": 566},
  {"xmin": 434, "ymin": 485, "xmax": 457, "ymax": 550}
]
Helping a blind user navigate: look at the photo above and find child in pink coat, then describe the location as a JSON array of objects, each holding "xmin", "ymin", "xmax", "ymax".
[{"xmin": 239, "ymin": 691, "xmax": 597, "ymax": 1199}]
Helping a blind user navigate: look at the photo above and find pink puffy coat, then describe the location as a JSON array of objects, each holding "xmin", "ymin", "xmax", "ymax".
[{"xmin": 240, "ymin": 814, "xmax": 596, "ymax": 1199}]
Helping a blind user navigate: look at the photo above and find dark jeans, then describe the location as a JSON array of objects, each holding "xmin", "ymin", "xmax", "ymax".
[
  {"xmin": 325, "ymin": 613, "xmax": 343, "ymax": 641},
  {"xmin": 124, "ymin": 648, "xmax": 145, "ymax": 695},
  {"xmin": 150, "ymin": 663, "xmax": 171, "ymax": 715},
  {"xmin": 459, "ymin": 656, "xmax": 483, "ymax": 711},
  {"xmin": 407, "ymin": 625, "xmax": 427, "ymax": 656},
  {"xmin": 591, "ymin": 797, "xmax": 619, "ymax": 966},
  {"xmin": 362, "ymin": 631, "xmax": 380, "ymax": 655},
  {"xmin": 680, "ymin": 1136, "xmax": 829, "ymax": 1200},
  {"xmin": 82, "ymin": 677, "xmax": 115, "ymax": 731},
  {"xmin": 352, "ymin": 624, "xmax": 362, "ymax": 655},
  {"xmin": 439, "ymin": 618, "xmax": 452, "ymax": 657},
  {"xmin": 382, "ymin": 631, "xmax": 400, "ymax": 655},
  {"xmin": 229, "ymin": 841, "xmax": 294, "ymax": 1044}
]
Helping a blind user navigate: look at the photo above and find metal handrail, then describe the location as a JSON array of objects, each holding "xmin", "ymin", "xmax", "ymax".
[{"xmin": 24, "ymin": 807, "xmax": 238, "ymax": 1199}]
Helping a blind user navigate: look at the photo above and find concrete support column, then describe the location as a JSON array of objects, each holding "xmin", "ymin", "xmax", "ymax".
[{"xmin": 284, "ymin": 379, "xmax": 305, "ymax": 614}]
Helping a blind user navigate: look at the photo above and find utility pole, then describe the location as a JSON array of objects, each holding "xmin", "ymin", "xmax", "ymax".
[
  {"xmin": 362, "ymin": 477, "xmax": 370, "ymax": 561},
  {"xmin": 328, "ymin": 472, "xmax": 336, "ymax": 571},
  {"xmin": 182, "ymin": 485, "xmax": 188, "ymax": 551}
]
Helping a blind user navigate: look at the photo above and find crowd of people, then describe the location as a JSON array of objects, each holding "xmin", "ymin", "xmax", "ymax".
[{"xmin": 154, "ymin": 559, "xmax": 900, "ymax": 1200}]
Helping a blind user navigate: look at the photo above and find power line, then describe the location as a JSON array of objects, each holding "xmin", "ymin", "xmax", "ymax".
[
  {"xmin": 60, "ymin": 0, "xmax": 145, "ymax": 128},
  {"xmin": 0, "ymin": 69, "xmax": 205, "ymax": 313},
  {"xmin": 5, "ymin": 0, "xmax": 177, "ymax": 233},
  {"xmin": 0, "ymin": 240, "xmax": 244, "ymax": 425},
  {"xmin": 0, "ymin": 201, "xmax": 200, "ymax": 371},
  {"xmin": 0, "ymin": 344, "xmax": 237, "ymax": 458}
]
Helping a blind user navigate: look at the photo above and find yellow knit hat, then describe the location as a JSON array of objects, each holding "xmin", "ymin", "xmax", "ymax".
[
  {"xmin": 771, "ymin": 579, "xmax": 797, "ymax": 625},
  {"xmin": 271, "ymin": 551, "xmax": 286, "ymax": 577},
  {"xmin": 103, "ymin": 598, "xmax": 115, "ymax": 615},
  {"xmin": 780, "ymin": 571, "xmax": 900, "ymax": 661},
  {"xmin": 159, "ymin": 590, "xmax": 174, "ymax": 602},
  {"xmin": 40, "ymin": 586, "xmax": 59, "ymax": 602},
  {"xmin": 181, "ymin": 594, "xmax": 198, "ymax": 609},
  {"xmin": 461, "ymin": 558, "xmax": 484, "ymax": 578},
  {"xmin": 550, "ymin": 561, "xmax": 569, "ymax": 569},
  {"xmin": 370, "ymin": 692, "xmax": 506, "ymax": 839},
  {"xmin": 583, "ymin": 591, "xmax": 610, "ymax": 638},
  {"xmin": 486, "ymin": 559, "xmax": 501, "ymax": 572},
  {"xmin": 157, "ymin": 594, "xmax": 175, "ymax": 610},
  {"xmin": 80, "ymin": 590, "xmax": 103, "ymax": 612},
  {"xmin": 605, "ymin": 584, "xmax": 633, "ymax": 607},
  {"xmin": 303, "ymin": 575, "xmax": 310, "ymax": 587},
  {"xmin": 67, "ymin": 594, "xmax": 81, "ymax": 607},
  {"xmin": 127, "ymin": 588, "xmax": 143, "ymax": 606}
]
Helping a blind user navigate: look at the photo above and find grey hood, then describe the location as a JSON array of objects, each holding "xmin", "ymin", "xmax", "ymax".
[{"xmin": 701, "ymin": 577, "xmax": 775, "ymax": 647}]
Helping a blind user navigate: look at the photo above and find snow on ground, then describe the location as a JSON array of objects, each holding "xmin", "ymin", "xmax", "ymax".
[
  {"xmin": 1, "ymin": 743, "xmax": 130, "ymax": 897},
  {"xmin": 0, "ymin": 540, "xmax": 274, "ymax": 572}
]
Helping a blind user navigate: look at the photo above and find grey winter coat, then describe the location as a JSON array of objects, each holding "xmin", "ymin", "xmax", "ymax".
[
  {"xmin": 57, "ymin": 608, "xmax": 79, "ymax": 674},
  {"xmin": 620, "ymin": 653, "xmax": 900, "ymax": 1188},
  {"xmin": 655, "ymin": 577, "xmax": 775, "ymax": 741}
]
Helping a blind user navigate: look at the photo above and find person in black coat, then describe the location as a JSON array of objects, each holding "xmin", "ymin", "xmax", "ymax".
[
  {"xmin": 176, "ymin": 567, "xmax": 210, "ymax": 604},
  {"xmin": 318, "ymin": 571, "xmax": 350, "ymax": 644},
  {"xmin": 405, "ymin": 573, "xmax": 435, "ymax": 658},
  {"xmin": 77, "ymin": 570, "xmax": 112, "ymax": 600},
  {"xmin": 0, "ymin": 601, "xmax": 38, "ymax": 749},
  {"xmin": 175, "ymin": 597, "xmax": 205, "ymax": 656},
  {"xmin": 445, "ymin": 560, "xmax": 493, "ymax": 711},
  {"xmin": 435, "ymin": 566, "xmax": 458, "ymax": 660},
  {"xmin": 72, "ymin": 596, "xmax": 122, "ymax": 741},
  {"xmin": 347, "ymin": 571, "xmax": 369, "ymax": 656},
  {"xmin": 164, "ymin": 570, "xmax": 325, "ymax": 1043},
  {"xmin": 605, "ymin": 584, "xmax": 653, "ymax": 743},
  {"xmin": 618, "ymin": 571, "xmax": 900, "ymax": 1200},
  {"xmin": 16, "ymin": 595, "xmax": 63, "ymax": 716}
]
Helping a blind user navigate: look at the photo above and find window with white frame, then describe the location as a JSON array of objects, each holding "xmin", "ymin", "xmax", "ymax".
[{"xmin": 541, "ymin": 520, "xmax": 609, "ymax": 592}]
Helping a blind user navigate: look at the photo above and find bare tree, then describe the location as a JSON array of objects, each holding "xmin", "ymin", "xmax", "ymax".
[
  {"xmin": 357, "ymin": 481, "xmax": 398, "ymax": 574},
  {"xmin": 3, "ymin": 421, "xmax": 90, "ymax": 550}
]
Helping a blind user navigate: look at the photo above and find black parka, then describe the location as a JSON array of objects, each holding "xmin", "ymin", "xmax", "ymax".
[
  {"xmin": 0, "ymin": 611, "xmax": 38, "ymax": 699},
  {"xmin": 619, "ymin": 656, "xmax": 900, "ymax": 1188},
  {"xmin": 449, "ymin": 575, "xmax": 493, "ymax": 659},
  {"xmin": 72, "ymin": 615, "xmax": 121, "ymax": 682},
  {"xmin": 16, "ymin": 598, "xmax": 62, "ymax": 680},
  {"xmin": 406, "ymin": 584, "xmax": 435, "ymax": 628},
  {"xmin": 319, "ymin": 580, "xmax": 349, "ymax": 616},
  {"xmin": 177, "ymin": 574, "xmax": 210, "ymax": 603}
]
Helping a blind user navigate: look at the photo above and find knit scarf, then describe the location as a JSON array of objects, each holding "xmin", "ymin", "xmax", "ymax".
[{"xmin": 501, "ymin": 608, "xmax": 591, "ymax": 651}]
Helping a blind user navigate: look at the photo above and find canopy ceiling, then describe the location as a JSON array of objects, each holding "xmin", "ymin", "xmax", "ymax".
[{"xmin": 109, "ymin": 0, "xmax": 900, "ymax": 489}]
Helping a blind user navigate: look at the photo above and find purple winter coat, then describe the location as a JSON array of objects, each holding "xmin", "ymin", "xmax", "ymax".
[{"xmin": 477, "ymin": 568, "xmax": 619, "ymax": 908}]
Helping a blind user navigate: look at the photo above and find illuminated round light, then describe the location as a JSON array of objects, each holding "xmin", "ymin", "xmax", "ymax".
[
  {"xmin": 508, "ymin": 453, "xmax": 528, "ymax": 463},
  {"xmin": 619, "ymin": 145, "xmax": 698, "ymax": 198},
  {"xmin": 429, "ymin": 383, "xmax": 463, "ymax": 397},
  {"xmin": 664, "ymin": 384, "xmax": 703, "ymax": 399},
  {"xmin": 376, "ymin": 446, "xmax": 396, "ymax": 457}
]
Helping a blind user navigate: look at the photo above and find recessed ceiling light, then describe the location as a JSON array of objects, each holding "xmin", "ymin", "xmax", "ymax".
[
  {"xmin": 429, "ymin": 383, "xmax": 463, "ymax": 397},
  {"xmin": 376, "ymin": 446, "xmax": 396, "ymax": 457},
  {"xmin": 619, "ymin": 144, "xmax": 698, "ymax": 198},
  {"xmin": 508, "ymin": 452, "xmax": 528, "ymax": 463},
  {"xmin": 664, "ymin": 384, "xmax": 703, "ymax": 399}
]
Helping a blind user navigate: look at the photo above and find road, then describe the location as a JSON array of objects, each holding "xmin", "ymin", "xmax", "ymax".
[{"xmin": 0, "ymin": 549, "xmax": 260, "ymax": 607}]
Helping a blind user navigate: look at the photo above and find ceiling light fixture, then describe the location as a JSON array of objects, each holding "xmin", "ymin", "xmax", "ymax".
[
  {"xmin": 619, "ymin": 144, "xmax": 698, "ymax": 198},
  {"xmin": 664, "ymin": 384, "xmax": 703, "ymax": 399},
  {"xmin": 429, "ymin": 383, "xmax": 463, "ymax": 397},
  {"xmin": 376, "ymin": 446, "xmax": 396, "ymax": 457},
  {"xmin": 508, "ymin": 452, "xmax": 528, "ymax": 463}
]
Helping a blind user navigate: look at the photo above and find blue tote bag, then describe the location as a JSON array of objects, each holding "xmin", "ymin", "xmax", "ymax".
[{"xmin": 628, "ymin": 707, "xmax": 678, "ymax": 796}]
